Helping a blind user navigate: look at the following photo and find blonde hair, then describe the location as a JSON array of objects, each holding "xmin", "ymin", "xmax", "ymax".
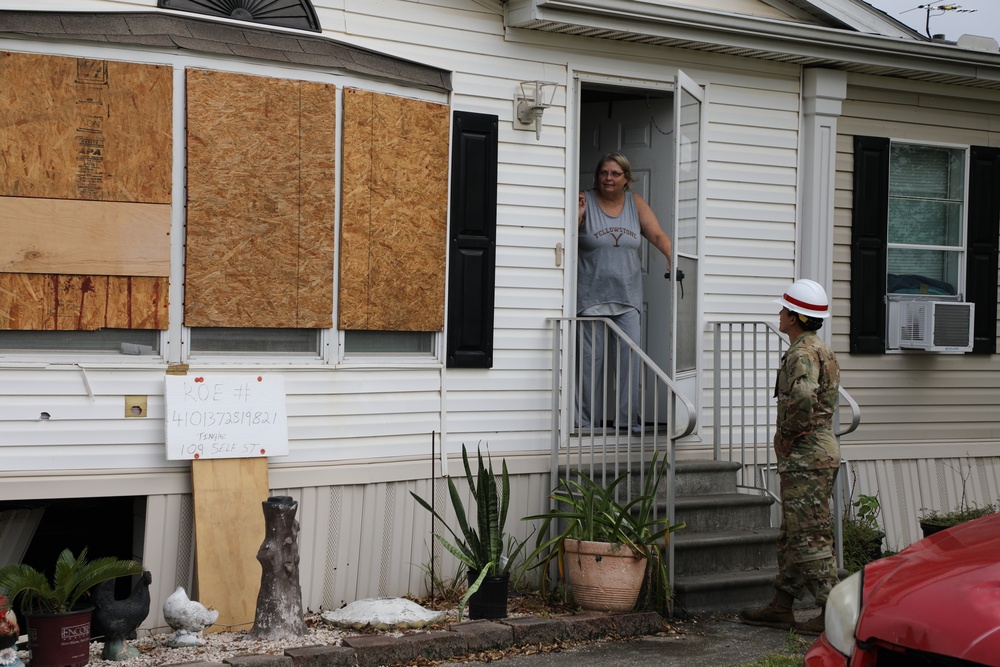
[{"xmin": 592, "ymin": 152, "xmax": 636, "ymax": 191}]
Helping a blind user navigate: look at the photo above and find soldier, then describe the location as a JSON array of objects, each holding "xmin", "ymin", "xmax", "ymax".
[{"xmin": 740, "ymin": 279, "xmax": 840, "ymax": 636}]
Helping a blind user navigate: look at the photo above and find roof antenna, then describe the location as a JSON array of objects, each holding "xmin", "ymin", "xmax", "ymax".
[{"xmin": 902, "ymin": 4, "xmax": 977, "ymax": 40}]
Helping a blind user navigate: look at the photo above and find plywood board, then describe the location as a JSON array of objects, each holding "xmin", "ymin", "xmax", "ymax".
[
  {"xmin": 184, "ymin": 69, "xmax": 336, "ymax": 329},
  {"xmin": 192, "ymin": 457, "xmax": 269, "ymax": 633},
  {"xmin": 338, "ymin": 88, "xmax": 376, "ymax": 330},
  {"xmin": 296, "ymin": 82, "xmax": 338, "ymax": 326},
  {"xmin": 0, "ymin": 52, "xmax": 172, "ymax": 203},
  {"xmin": 339, "ymin": 88, "xmax": 449, "ymax": 332},
  {"xmin": 0, "ymin": 197, "xmax": 171, "ymax": 276},
  {"xmin": 0, "ymin": 274, "xmax": 169, "ymax": 330}
]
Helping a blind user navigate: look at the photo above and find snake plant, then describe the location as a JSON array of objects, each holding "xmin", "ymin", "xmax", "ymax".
[{"xmin": 411, "ymin": 444, "xmax": 527, "ymax": 619}]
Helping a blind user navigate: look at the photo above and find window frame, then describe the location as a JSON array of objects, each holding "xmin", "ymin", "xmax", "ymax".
[
  {"xmin": 0, "ymin": 329, "xmax": 166, "ymax": 364},
  {"xmin": 851, "ymin": 135, "xmax": 1000, "ymax": 355},
  {"xmin": 885, "ymin": 141, "xmax": 968, "ymax": 300}
]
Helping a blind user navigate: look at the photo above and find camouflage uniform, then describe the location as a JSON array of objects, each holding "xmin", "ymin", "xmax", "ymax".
[{"xmin": 773, "ymin": 330, "xmax": 840, "ymax": 605}]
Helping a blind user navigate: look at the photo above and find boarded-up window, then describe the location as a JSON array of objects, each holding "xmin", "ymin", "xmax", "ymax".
[
  {"xmin": 184, "ymin": 69, "xmax": 337, "ymax": 329},
  {"xmin": 339, "ymin": 88, "xmax": 450, "ymax": 332},
  {"xmin": 0, "ymin": 52, "xmax": 172, "ymax": 330}
]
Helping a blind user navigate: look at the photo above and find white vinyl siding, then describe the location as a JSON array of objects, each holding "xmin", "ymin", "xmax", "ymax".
[
  {"xmin": 835, "ymin": 74, "xmax": 1000, "ymax": 447},
  {"xmin": 839, "ymin": 453, "xmax": 1000, "ymax": 553},
  {"xmin": 6, "ymin": 0, "xmax": 999, "ymax": 620}
]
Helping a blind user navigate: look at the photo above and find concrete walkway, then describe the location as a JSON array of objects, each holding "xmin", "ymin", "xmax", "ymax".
[
  {"xmin": 451, "ymin": 613, "xmax": 816, "ymax": 667},
  {"xmin": 212, "ymin": 608, "xmax": 818, "ymax": 667}
]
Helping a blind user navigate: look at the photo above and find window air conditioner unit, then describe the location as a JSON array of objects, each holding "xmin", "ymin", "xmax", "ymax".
[{"xmin": 888, "ymin": 300, "xmax": 974, "ymax": 353}]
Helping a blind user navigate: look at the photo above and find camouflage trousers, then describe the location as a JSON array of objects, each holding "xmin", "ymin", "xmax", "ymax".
[{"xmin": 774, "ymin": 467, "xmax": 839, "ymax": 606}]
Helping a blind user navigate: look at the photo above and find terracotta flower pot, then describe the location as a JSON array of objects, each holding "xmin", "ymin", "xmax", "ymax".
[{"xmin": 563, "ymin": 538, "xmax": 647, "ymax": 612}]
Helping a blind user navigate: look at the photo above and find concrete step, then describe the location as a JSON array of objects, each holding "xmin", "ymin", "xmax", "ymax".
[
  {"xmin": 674, "ymin": 459, "xmax": 742, "ymax": 496},
  {"xmin": 672, "ymin": 568, "xmax": 778, "ymax": 617},
  {"xmin": 672, "ymin": 528, "xmax": 779, "ymax": 576},
  {"xmin": 675, "ymin": 493, "xmax": 773, "ymax": 533},
  {"xmin": 560, "ymin": 457, "xmax": 742, "ymax": 502}
]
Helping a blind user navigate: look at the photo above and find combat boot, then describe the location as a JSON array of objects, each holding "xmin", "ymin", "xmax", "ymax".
[
  {"xmin": 739, "ymin": 589, "xmax": 795, "ymax": 630},
  {"xmin": 795, "ymin": 606, "xmax": 825, "ymax": 635}
]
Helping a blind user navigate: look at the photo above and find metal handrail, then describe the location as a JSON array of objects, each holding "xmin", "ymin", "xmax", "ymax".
[
  {"xmin": 836, "ymin": 385, "xmax": 861, "ymax": 438},
  {"xmin": 548, "ymin": 316, "xmax": 697, "ymax": 602},
  {"xmin": 711, "ymin": 320, "xmax": 862, "ymax": 569}
]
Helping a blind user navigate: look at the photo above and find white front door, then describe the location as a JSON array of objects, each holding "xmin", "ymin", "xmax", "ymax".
[
  {"xmin": 671, "ymin": 72, "xmax": 704, "ymax": 424},
  {"xmin": 578, "ymin": 78, "xmax": 702, "ymax": 423},
  {"xmin": 579, "ymin": 94, "xmax": 674, "ymax": 390}
]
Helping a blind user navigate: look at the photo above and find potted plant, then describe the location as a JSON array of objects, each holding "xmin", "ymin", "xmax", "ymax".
[
  {"xmin": 521, "ymin": 452, "xmax": 684, "ymax": 614},
  {"xmin": 918, "ymin": 459, "xmax": 999, "ymax": 538},
  {"xmin": 920, "ymin": 502, "xmax": 997, "ymax": 537},
  {"xmin": 841, "ymin": 493, "xmax": 884, "ymax": 573},
  {"xmin": 410, "ymin": 444, "xmax": 527, "ymax": 620},
  {"xmin": 0, "ymin": 547, "xmax": 144, "ymax": 667}
]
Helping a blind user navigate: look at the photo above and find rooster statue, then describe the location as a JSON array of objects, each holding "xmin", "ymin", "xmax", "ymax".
[
  {"xmin": 92, "ymin": 571, "xmax": 153, "ymax": 660},
  {"xmin": 163, "ymin": 586, "xmax": 219, "ymax": 647},
  {"xmin": 0, "ymin": 595, "xmax": 23, "ymax": 667}
]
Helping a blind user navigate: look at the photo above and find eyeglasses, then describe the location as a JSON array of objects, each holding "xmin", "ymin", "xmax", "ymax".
[{"xmin": 599, "ymin": 170, "xmax": 624, "ymax": 178}]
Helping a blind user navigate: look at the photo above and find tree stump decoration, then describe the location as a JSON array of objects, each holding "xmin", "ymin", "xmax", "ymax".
[{"xmin": 249, "ymin": 495, "xmax": 308, "ymax": 640}]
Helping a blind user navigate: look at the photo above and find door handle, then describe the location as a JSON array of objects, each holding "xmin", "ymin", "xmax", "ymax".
[{"xmin": 664, "ymin": 268, "xmax": 685, "ymax": 298}]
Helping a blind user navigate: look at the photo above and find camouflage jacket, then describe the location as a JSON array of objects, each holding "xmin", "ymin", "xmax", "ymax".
[{"xmin": 774, "ymin": 331, "xmax": 841, "ymax": 473}]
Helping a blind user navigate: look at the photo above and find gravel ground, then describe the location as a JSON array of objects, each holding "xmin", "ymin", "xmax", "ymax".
[
  {"xmin": 10, "ymin": 616, "xmax": 353, "ymax": 667},
  {"xmin": 12, "ymin": 602, "xmax": 536, "ymax": 666},
  {"xmin": 11, "ymin": 593, "xmax": 634, "ymax": 666},
  {"xmin": 92, "ymin": 618, "xmax": 359, "ymax": 665}
]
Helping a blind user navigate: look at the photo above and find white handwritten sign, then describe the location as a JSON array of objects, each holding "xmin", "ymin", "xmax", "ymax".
[{"xmin": 164, "ymin": 374, "xmax": 289, "ymax": 461}]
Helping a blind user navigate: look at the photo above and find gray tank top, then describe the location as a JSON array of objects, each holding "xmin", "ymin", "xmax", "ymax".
[{"xmin": 577, "ymin": 189, "xmax": 643, "ymax": 314}]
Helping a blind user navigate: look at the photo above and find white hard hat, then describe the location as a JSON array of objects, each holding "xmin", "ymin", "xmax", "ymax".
[{"xmin": 773, "ymin": 279, "xmax": 830, "ymax": 319}]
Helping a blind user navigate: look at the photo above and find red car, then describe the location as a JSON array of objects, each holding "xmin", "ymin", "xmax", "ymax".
[{"xmin": 804, "ymin": 511, "xmax": 1000, "ymax": 666}]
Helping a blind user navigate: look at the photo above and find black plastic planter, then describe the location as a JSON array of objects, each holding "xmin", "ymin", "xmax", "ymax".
[
  {"xmin": 920, "ymin": 522, "xmax": 950, "ymax": 538},
  {"xmin": 467, "ymin": 571, "xmax": 509, "ymax": 620}
]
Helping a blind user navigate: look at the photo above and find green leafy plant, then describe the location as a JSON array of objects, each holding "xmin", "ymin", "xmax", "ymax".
[
  {"xmin": 520, "ymin": 452, "xmax": 685, "ymax": 613},
  {"xmin": 921, "ymin": 502, "xmax": 997, "ymax": 528},
  {"xmin": 852, "ymin": 493, "xmax": 881, "ymax": 532},
  {"xmin": 0, "ymin": 547, "xmax": 145, "ymax": 615},
  {"xmin": 919, "ymin": 459, "xmax": 998, "ymax": 530},
  {"xmin": 842, "ymin": 493, "xmax": 884, "ymax": 574},
  {"xmin": 410, "ymin": 444, "xmax": 528, "ymax": 619}
]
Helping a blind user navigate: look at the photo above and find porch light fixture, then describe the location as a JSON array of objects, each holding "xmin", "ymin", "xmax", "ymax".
[{"xmin": 515, "ymin": 80, "xmax": 558, "ymax": 140}]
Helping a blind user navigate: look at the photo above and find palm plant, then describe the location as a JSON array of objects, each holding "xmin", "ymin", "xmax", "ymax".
[
  {"xmin": 410, "ymin": 444, "xmax": 527, "ymax": 619},
  {"xmin": 0, "ymin": 547, "xmax": 145, "ymax": 615}
]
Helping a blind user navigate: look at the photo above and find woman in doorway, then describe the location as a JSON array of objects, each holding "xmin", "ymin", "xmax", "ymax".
[{"xmin": 576, "ymin": 152, "xmax": 673, "ymax": 433}]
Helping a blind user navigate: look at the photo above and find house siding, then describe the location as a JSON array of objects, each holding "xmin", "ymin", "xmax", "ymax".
[
  {"xmin": 833, "ymin": 73, "xmax": 1000, "ymax": 549},
  {"xmin": 4, "ymin": 0, "xmax": 1000, "ymax": 629},
  {"xmin": 0, "ymin": 1, "xmax": 815, "ymax": 622}
]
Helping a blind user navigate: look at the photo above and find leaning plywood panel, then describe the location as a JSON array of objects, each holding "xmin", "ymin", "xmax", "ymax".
[
  {"xmin": 192, "ymin": 457, "xmax": 267, "ymax": 633},
  {"xmin": 185, "ymin": 69, "xmax": 336, "ymax": 328},
  {"xmin": 0, "ymin": 274, "xmax": 168, "ymax": 331},
  {"xmin": 0, "ymin": 52, "xmax": 171, "ymax": 203},
  {"xmin": 339, "ymin": 88, "xmax": 449, "ymax": 331},
  {"xmin": 0, "ymin": 197, "xmax": 171, "ymax": 276}
]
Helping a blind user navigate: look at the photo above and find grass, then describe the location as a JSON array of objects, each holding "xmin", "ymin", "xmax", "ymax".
[
  {"xmin": 727, "ymin": 630, "xmax": 812, "ymax": 667},
  {"xmin": 730, "ymin": 657, "xmax": 804, "ymax": 667}
]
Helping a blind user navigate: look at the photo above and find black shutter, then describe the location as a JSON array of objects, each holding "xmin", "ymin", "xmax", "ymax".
[
  {"xmin": 966, "ymin": 146, "xmax": 1000, "ymax": 355},
  {"xmin": 850, "ymin": 136, "xmax": 890, "ymax": 354},
  {"xmin": 446, "ymin": 111, "xmax": 498, "ymax": 368}
]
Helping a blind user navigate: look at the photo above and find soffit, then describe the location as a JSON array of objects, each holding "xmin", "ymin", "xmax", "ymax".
[
  {"xmin": 506, "ymin": 0, "xmax": 1000, "ymax": 90},
  {"xmin": 0, "ymin": 10, "xmax": 452, "ymax": 93}
]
